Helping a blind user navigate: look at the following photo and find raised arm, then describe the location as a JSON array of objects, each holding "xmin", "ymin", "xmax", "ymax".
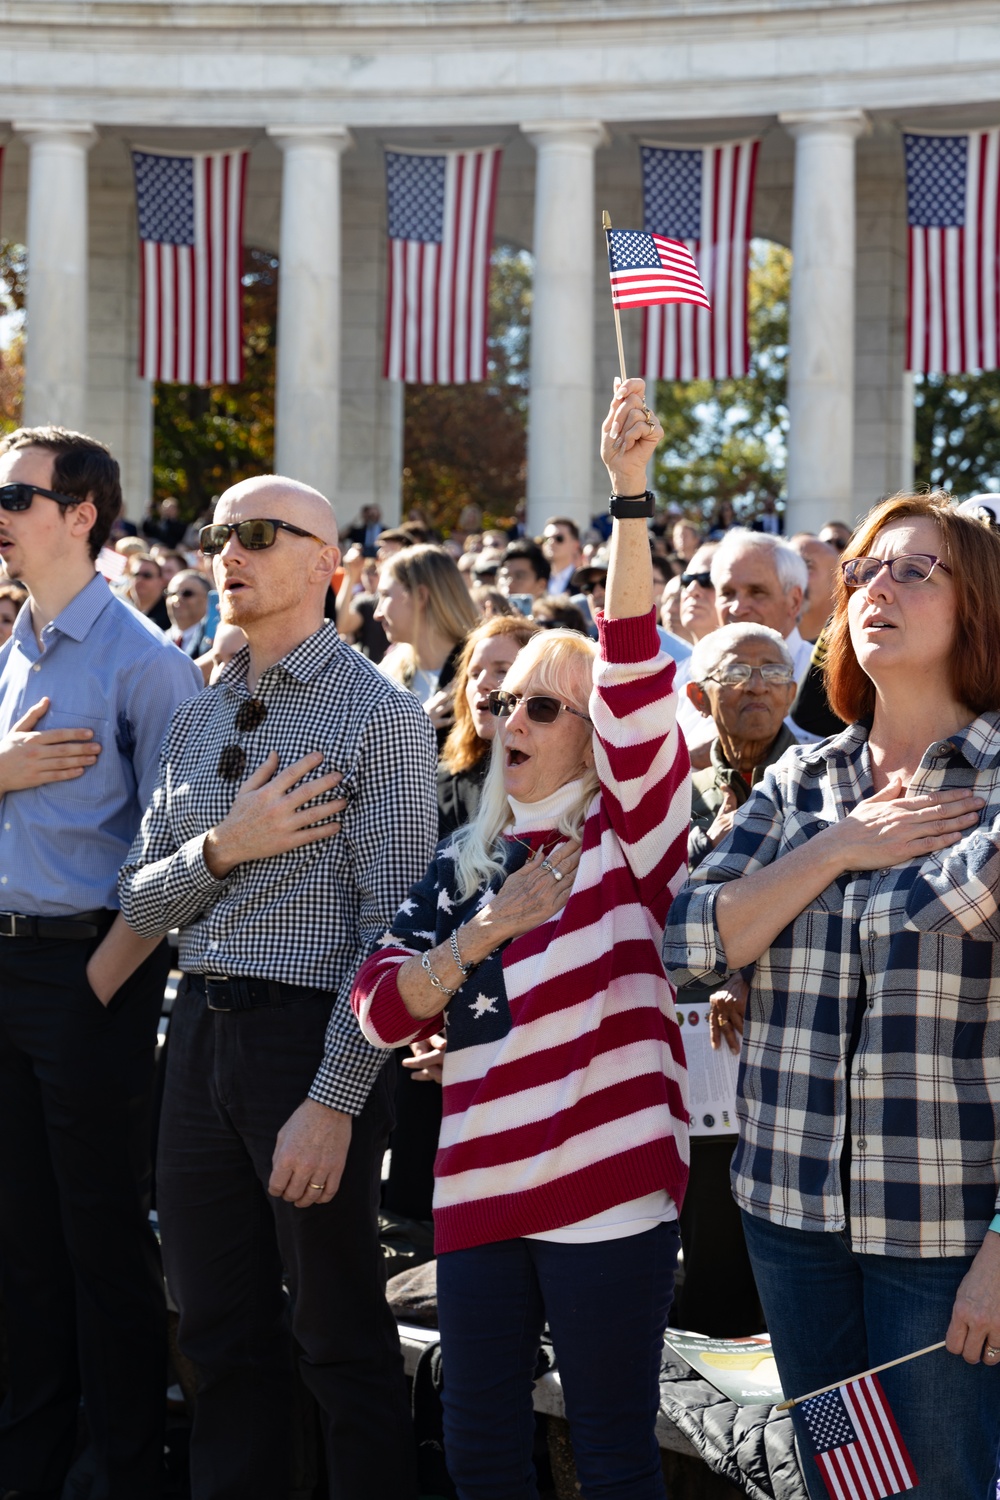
[{"xmin": 600, "ymin": 377, "xmax": 662, "ymax": 622}]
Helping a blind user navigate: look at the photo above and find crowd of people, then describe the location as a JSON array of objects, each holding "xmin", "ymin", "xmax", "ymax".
[{"xmin": 0, "ymin": 396, "xmax": 996, "ymax": 1500}]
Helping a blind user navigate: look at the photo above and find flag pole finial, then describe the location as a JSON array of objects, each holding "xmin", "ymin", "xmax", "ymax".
[{"xmin": 601, "ymin": 210, "xmax": 628, "ymax": 385}]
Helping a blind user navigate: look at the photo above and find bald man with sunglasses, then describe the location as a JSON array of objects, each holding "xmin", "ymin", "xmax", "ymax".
[
  {"xmin": 119, "ymin": 475, "xmax": 437, "ymax": 1500},
  {"xmin": 0, "ymin": 425, "xmax": 202, "ymax": 1500}
]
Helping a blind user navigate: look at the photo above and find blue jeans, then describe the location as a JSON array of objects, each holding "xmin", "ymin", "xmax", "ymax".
[
  {"xmin": 741, "ymin": 1211, "xmax": 1000, "ymax": 1500},
  {"xmin": 436, "ymin": 1221, "xmax": 680, "ymax": 1500}
]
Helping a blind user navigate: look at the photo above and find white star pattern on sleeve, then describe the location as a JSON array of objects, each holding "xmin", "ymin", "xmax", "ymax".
[
  {"xmin": 471, "ymin": 993, "xmax": 498, "ymax": 1018},
  {"xmin": 437, "ymin": 888, "xmax": 454, "ymax": 913}
]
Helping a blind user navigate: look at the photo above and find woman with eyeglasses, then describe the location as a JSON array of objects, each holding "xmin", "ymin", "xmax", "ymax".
[
  {"xmin": 352, "ymin": 380, "xmax": 691, "ymax": 1500},
  {"xmin": 665, "ymin": 492, "xmax": 1000, "ymax": 1500}
]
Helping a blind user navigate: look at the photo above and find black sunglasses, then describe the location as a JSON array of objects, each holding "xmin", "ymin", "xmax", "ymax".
[
  {"xmin": 199, "ymin": 519, "xmax": 326, "ymax": 556},
  {"xmin": 166, "ymin": 588, "xmax": 201, "ymax": 601},
  {"xmin": 487, "ymin": 689, "xmax": 590, "ymax": 725},
  {"xmin": 680, "ymin": 570, "xmax": 713, "ymax": 590},
  {"xmin": 217, "ymin": 699, "xmax": 269, "ymax": 782},
  {"xmin": 0, "ymin": 482, "xmax": 80, "ymax": 512}
]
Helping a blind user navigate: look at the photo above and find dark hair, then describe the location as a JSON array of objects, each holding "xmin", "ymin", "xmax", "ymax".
[
  {"xmin": 531, "ymin": 594, "xmax": 589, "ymax": 635},
  {"xmin": 0, "ymin": 426, "xmax": 122, "ymax": 560},
  {"xmin": 440, "ymin": 614, "xmax": 541, "ymax": 774},
  {"xmin": 544, "ymin": 515, "xmax": 580, "ymax": 542},
  {"xmin": 501, "ymin": 539, "xmax": 550, "ymax": 583},
  {"xmin": 825, "ymin": 490, "xmax": 1000, "ymax": 723},
  {"xmin": 377, "ymin": 526, "xmax": 420, "ymax": 549}
]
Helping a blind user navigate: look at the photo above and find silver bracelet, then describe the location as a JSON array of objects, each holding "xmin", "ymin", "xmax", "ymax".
[
  {"xmin": 449, "ymin": 928, "xmax": 473, "ymax": 980},
  {"xmin": 421, "ymin": 950, "xmax": 456, "ymax": 997}
]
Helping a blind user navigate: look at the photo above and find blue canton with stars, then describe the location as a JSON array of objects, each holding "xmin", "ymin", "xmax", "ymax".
[
  {"xmin": 382, "ymin": 835, "xmax": 552, "ymax": 1052},
  {"xmin": 133, "ymin": 152, "xmax": 196, "ymax": 245},
  {"xmin": 904, "ymin": 133, "xmax": 967, "ymax": 228},
  {"xmin": 608, "ymin": 229, "xmax": 663, "ymax": 273},
  {"xmin": 386, "ymin": 151, "xmax": 447, "ymax": 243},
  {"xmin": 642, "ymin": 145, "xmax": 702, "ymax": 239},
  {"xmin": 799, "ymin": 1390, "xmax": 856, "ymax": 1455}
]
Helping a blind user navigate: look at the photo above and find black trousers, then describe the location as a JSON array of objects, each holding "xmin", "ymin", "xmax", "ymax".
[
  {"xmin": 157, "ymin": 976, "xmax": 417, "ymax": 1500},
  {"xmin": 0, "ymin": 931, "xmax": 169, "ymax": 1498},
  {"xmin": 674, "ymin": 1135, "xmax": 764, "ymax": 1338}
]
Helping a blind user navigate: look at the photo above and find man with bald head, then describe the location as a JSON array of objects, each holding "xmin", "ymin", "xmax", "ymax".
[{"xmin": 119, "ymin": 475, "xmax": 437, "ymax": 1500}]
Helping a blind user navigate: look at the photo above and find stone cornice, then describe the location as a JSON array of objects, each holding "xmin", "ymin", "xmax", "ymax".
[{"xmin": 1, "ymin": 0, "xmax": 999, "ymax": 130}]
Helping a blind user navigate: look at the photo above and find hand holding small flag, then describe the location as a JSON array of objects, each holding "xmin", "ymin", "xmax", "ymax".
[{"xmin": 600, "ymin": 378, "xmax": 662, "ymax": 497}]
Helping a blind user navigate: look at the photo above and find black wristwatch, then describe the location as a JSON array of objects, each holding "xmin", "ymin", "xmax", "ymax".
[{"xmin": 608, "ymin": 490, "xmax": 656, "ymax": 520}]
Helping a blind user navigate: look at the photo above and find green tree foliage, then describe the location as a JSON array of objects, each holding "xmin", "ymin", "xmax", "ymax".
[
  {"xmin": 650, "ymin": 240, "xmax": 790, "ymax": 523},
  {"xmin": 913, "ymin": 372, "xmax": 1000, "ymax": 495},
  {"xmin": 401, "ymin": 245, "xmax": 531, "ymax": 532},
  {"xmin": 0, "ymin": 240, "xmax": 27, "ymax": 434},
  {"xmin": 152, "ymin": 247, "xmax": 277, "ymax": 519}
]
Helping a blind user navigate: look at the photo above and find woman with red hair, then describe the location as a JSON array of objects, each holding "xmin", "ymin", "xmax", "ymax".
[{"xmin": 665, "ymin": 491, "xmax": 1000, "ymax": 1500}]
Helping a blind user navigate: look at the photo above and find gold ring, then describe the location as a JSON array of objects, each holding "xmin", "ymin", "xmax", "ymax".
[
  {"xmin": 309, "ymin": 1182, "xmax": 325, "ymax": 1191},
  {"xmin": 717, "ymin": 1016, "xmax": 729, "ymax": 1028},
  {"xmin": 986, "ymin": 1344, "xmax": 1000, "ymax": 1357}
]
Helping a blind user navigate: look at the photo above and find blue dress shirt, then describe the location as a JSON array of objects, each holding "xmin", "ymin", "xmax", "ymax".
[{"xmin": 0, "ymin": 574, "xmax": 202, "ymax": 916}]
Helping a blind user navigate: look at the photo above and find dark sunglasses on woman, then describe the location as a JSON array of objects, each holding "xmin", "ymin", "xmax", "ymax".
[{"xmin": 487, "ymin": 689, "xmax": 590, "ymax": 725}]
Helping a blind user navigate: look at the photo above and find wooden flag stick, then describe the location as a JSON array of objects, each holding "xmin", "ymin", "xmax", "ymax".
[
  {"xmin": 775, "ymin": 1341, "xmax": 946, "ymax": 1412},
  {"xmin": 602, "ymin": 210, "xmax": 628, "ymax": 384}
]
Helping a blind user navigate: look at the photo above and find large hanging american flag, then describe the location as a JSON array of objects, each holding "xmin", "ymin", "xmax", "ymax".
[
  {"xmin": 640, "ymin": 139, "xmax": 759, "ymax": 383},
  {"xmin": 799, "ymin": 1375, "xmax": 918, "ymax": 1500},
  {"xmin": 904, "ymin": 128, "xmax": 1000, "ymax": 375},
  {"xmin": 383, "ymin": 145, "xmax": 501, "ymax": 384},
  {"xmin": 132, "ymin": 147, "xmax": 248, "ymax": 385}
]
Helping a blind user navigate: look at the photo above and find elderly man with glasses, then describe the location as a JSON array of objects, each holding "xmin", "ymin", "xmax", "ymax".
[
  {"xmin": 118, "ymin": 475, "xmax": 437, "ymax": 1500},
  {"xmin": 683, "ymin": 623, "xmax": 799, "ymax": 869},
  {"xmin": 0, "ymin": 425, "xmax": 202, "ymax": 1500}
]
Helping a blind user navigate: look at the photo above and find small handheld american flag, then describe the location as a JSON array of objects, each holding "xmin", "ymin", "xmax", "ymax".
[
  {"xmin": 799, "ymin": 1374, "xmax": 918, "ymax": 1500},
  {"xmin": 605, "ymin": 227, "xmax": 711, "ymax": 312}
]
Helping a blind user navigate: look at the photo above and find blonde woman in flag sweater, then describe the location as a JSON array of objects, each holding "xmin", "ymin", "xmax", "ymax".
[{"xmin": 352, "ymin": 380, "xmax": 690, "ymax": 1500}]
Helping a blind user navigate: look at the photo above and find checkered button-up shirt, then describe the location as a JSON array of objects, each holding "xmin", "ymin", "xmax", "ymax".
[
  {"xmin": 118, "ymin": 623, "xmax": 438, "ymax": 1115},
  {"xmin": 663, "ymin": 714, "xmax": 1000, "ymax": 1258}
]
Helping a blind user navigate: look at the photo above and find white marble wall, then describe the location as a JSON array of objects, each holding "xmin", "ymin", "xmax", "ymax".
[{"xmin": 852, "ymin": 124, "xmax": 913, "ymax": 520}]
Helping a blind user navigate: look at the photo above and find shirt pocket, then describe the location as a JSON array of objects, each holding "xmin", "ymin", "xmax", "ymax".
[
  {"xmin": 39, "ymin": 710, "xmax": 119, "ymax": 810},
  {"xmin": 776, "ymin": 812, "xmax": 846, "ymax": 913}
]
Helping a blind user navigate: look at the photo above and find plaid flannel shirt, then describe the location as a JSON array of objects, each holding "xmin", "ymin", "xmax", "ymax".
[
  {"xmin": 119, "ymin": 623, "xmax": 438, "ymax": 1115},
  {"xmin": 663, "ymin": 713, "xmax": 1000, "ymax": 1258}
]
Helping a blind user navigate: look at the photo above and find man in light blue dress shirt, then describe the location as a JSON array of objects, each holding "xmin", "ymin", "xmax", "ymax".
[{"xmin": 0, "ymin": 426, "xmax": 201, "ymax": 1500}]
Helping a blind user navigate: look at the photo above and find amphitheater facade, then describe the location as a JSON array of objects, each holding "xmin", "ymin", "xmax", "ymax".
[{"xmin": 3, "ymin": 1, "xmax": 999, "ymax": 529}]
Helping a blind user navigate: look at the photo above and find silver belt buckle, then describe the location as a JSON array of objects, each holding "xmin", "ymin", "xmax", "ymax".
[
  {"xmin": 0, "ymin": 912, "xmax": 24, "ymax": 938},
  {"xmin": 205, "ymin": 975, "xmax": 233, "ymax": 1012}
]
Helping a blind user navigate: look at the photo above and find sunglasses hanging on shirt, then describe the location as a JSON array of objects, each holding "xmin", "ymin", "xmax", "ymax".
[{"xmin": 217, "ymin": 698, "xmax": 269, "ymax": 782}]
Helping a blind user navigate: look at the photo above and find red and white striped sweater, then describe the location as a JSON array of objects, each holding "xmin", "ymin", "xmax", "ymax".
[{"xmin": 352, "ymin": 609, "xmax": 691, "ymax": 1254}]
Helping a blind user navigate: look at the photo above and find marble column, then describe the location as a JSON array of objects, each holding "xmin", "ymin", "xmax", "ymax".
[
  {"xmin": 267, "ymin": 126, "xmax": 353, "ymax": 502},
  {"xmin": 521, "ymin": 120, "xmax": 607, "ymax": 534},
  {"xmin": 780, "ymin": 110, "xmax": 869, "ymax": 534},
  {"xmin": 16, "ymin": 122, "xmax": 97, "ymax": 431}
]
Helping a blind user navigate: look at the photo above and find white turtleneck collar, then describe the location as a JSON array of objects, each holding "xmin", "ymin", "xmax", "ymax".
[{"xmin": 506, "ymin": 777, "xmax": 585, "ymax": 835}]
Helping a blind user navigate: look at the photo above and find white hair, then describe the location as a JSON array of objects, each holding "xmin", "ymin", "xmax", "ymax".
[
  {"xmin": 709, "ymin": 528, "xmax": 808, "ymax": 597},
  {"xmin": 689, "ymin": 622, "xmax": 793, "ymax": 684},
  {"xmin": 450, "ymin": 629, "xmax": 599, "ymax": 902}
]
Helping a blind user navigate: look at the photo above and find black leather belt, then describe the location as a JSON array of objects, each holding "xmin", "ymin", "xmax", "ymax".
[
  {"xmin": 185, "ymin": 973, "xmax": 333, "ymax": 1013},
  {"xmin": 0, "ymin": 909, "xmax": 111, "ymax": 941}
]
